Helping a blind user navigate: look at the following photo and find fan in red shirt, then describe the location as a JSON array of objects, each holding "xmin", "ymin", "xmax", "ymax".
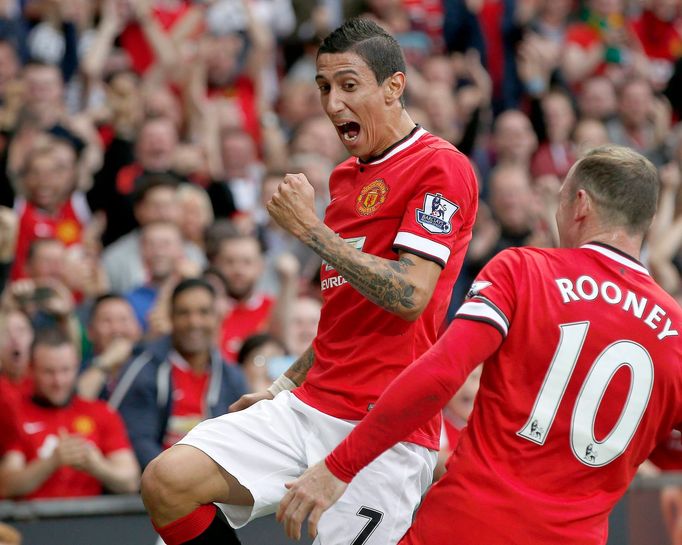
[
  {"xmin": 11, "ymin": 141, "xmax": 90, "ymax": 281},
  {"xmin": 0, "ymin": 376, "xmax": 22, "ymax": 458},
  {"xmin": 140, "ymin": 18, "xmax": 478, "ymax": 545},
  {"xmin": 210, "ymin": 233, "xmax": 274, "ymax": 363},
  {"xmin": 280, "ymin": 146, "xmax": 682, "ymax": 545},
  {"xmin": 632, "ymin": 0, "xmax": 682, "ymax": 87},
  {"xmin": 0, "ymin": 328, "xmax": 140, "ymax": 500}
]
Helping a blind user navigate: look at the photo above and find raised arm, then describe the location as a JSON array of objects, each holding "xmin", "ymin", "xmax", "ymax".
[{"xmin": 267, "ymin": 173, "xmax": 442, "ymax": 321}]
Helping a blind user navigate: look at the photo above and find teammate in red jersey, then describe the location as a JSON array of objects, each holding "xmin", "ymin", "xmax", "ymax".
[
  {"xmin": 279, "ymin": 145, "xmax": 682, "ymax": 545},
  {"xmin": 140, "ymin": 17, "xmax": 478, "ymax": 545}
]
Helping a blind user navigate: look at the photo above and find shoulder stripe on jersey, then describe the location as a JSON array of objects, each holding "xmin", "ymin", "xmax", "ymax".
[
  {"xmin": 357, "ymin": 128, "xmax": 428, "ymax": 166},
  {"xmin": 471, "ymin": 295, "xmax": 510, "ymax": 328},
  {"xmin": 582, "ymin": 243, "xmax": 650, "ymax": 276},
  {"xmin": 456, "ymin": 301, "xmax": 509, "ymax": 336},
  {"xmin": 393, "ymin": 231, "xmax": 450, "ymax": 265},
  {"xmin": 454, "ymin": 314, "xmax": 507, "ymax": 338}
]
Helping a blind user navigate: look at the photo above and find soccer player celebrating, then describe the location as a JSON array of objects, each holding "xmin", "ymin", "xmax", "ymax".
[
  {"xmin": 140, "ymin": 17, "xmax": 478, "ymax": 545},
  {"xmin": 278, "ymin": 146, "xmax": 682, "ymax": 545}
]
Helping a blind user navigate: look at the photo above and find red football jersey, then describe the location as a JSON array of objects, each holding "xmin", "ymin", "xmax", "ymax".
[
  {"xmin": 163, "ymin": 355, "xmax": 210, "ymax": 450},
  {"xmin": 219, "ymin": 294, "xmax": 274, "ymax": 363},
  {"xmin": 11, "ymin": 193, "xmax": 90, "ymax": 280},
  {"xmin": 7, "ymin": 396, "xmax": 132, "ymax": 499},
  {"xmin": 406, "ymin": 242, "xmax": 682, "ymax": 545},
  {"xmin": 649, "ymin": 429, "xmax": 682, "ymax": 470},
  {"xmin": 0, "ymin": 377, "xmax": 22, "ymax": 456},
  {"xmin": 295, "ymin": 127, "xmax": 478, "ymax": 449}
]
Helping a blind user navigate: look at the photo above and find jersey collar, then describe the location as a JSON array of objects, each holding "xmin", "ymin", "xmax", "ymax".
[
  {"xmin": 356, "ymin": 126, "xmax": 427, "ymax": 166},
  {"xmin": 581, "ymin": 242, "xmax": 650, "ymax": 276}
]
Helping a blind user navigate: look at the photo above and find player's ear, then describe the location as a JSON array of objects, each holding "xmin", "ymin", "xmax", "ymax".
[
  {"xmin": 384, "ymin": 72, "xmax": 406, "ymax": 104},
  {"xmin": 573, "ymin": 189, "xmax": 592, "ymax": 221}
]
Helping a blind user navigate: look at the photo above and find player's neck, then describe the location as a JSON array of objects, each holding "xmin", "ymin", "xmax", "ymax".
[
  {"xmin": 578, "ymin": 229, "xmax": 643, "ymax": 262},
  {"xmin": 365, "ymin": 111, "xmax": 416, "ymax": 161}
]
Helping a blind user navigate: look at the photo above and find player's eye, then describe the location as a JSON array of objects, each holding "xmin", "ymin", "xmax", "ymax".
[
  {"xmin": 318, "ymin": 84, "xmax": 330, "ymax": 93},
  {"xmin": 342, "ymin": 82, "xmax": 356, "ymax": 91}
]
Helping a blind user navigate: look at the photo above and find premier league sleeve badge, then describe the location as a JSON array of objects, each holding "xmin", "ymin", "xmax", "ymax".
[{"xmin": 416, "ymin": 193, "xmax": 459, "ymax": 234}]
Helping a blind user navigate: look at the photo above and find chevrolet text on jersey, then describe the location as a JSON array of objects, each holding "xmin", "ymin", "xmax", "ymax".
[{"xmin": 555, "ymin": 275, "xmax": 679, "ymax": 340}]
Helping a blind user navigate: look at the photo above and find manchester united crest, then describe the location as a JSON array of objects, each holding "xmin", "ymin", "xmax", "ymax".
[
  {"xmin": 73, "ymin": 416, "xmax": 95, "ymax": 435},
  {"xmin": 356, "ymin": 179, "xmax": 389, "ymax": 216}
]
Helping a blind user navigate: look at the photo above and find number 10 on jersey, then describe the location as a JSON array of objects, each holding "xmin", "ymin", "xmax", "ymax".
[{"xmin": 517, "ymin": 322, "xmax": 654, "ymax": 467}]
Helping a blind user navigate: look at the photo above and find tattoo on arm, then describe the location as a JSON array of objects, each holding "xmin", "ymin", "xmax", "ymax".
[
  {"xmin": 304, "ymin": 224, "xmax": 419, "ymax": 315},
  {"xmin": 285, "ymin": 346, "xmax": 315, "ymax": 386}
]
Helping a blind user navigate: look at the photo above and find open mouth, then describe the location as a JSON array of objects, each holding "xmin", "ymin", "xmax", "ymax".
[{"xmin": 337, "ymin": 122, "xmax": 361, "ymax": 142}]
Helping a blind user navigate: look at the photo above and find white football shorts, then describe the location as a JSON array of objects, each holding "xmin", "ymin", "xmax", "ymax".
[{"xmin": 177, "ymin": 391, "xmax": 437, "ymax": 545}]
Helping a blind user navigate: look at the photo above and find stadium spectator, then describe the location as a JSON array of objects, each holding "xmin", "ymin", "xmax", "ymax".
[
  {"xmin": 177, "ymin": 184, "xmax": 214, "ymax": 253},
  {"xmin": 236, "ymin": 332, "xmax": 286, "ymax": 393},
  {"xmin": 125, "ymin": 221, "xmax": 187, "ymax": 333},
  {"xmin": 605, "ymin": 77, "xmax": 670, "ymax": 165},
  {"xmin": 0, "ymin": 206, "xmax": 17, "ymax": 293},
  {"xmin": 210, "ymin": 232, "xmax": 274, "ymax": 363},
  {"xmin": 531, "ymin": 90, "xmax": 578, "ymax": 179},
  {"xmin": 101, "ymin": 176, "xmax": 205, "ymax": 294},
  {"xmin": 109, "ymin": 278, "xmax": 247, "ymax": 469},
  {"xmin": 90, "ymin": 117, "xmax": 183, "ymax": 245},
  {"xmin": 577, "ymin": 75, "xmax": 618, "ymax": 121},
  {"xmin": 0, "ymin": 316, "xmax": 24, "ymax": 461},
  {"xmin": 474, "ymin": 109, "xmax": 538, "ymax": 189},
  {"xmin": 278, "ymin": 146, "xmax": 680, "ymax": 545},
  {"xmin": 0, "ymin": 327, "xmax": 139, "ymax": 500},
  {"xmin": 77, "ymin": 294, "xmax": 142, "ymax": 401},
  {"xmin": 11, "ymin": 143, "xmax": 90, "ymax": 280},
  {"xmin": 206, "ymin": 128, "xmax": 264, "ymax": 220},
  {"xmin": 140, "ymin": 18, "xmax": 478, "ymax": 545},
  {"xmin": 0, "ymin": 308, "xmax": 33, "ymax": 396},
  {"xmin": 632, "ymin": 0, "xmax": 682, "ymax": 89},
  {"xmin": 562, "ymin": 0, "xmax": 647, "ymax": 86}
]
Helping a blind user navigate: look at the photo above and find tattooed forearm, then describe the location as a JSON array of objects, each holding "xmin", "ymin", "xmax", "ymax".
[
  {"xmin": 303, "ymin": 223, "xmax": 420, "ymax": 316},
  {"xmin": 285, "ymin": 346, "xmax": 315, "ymax": 386}
]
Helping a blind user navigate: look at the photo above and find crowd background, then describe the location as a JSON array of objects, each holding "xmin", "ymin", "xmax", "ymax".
[{"xmin": 0, "ymin": 0, "xmax": 681, "ymax": 533}]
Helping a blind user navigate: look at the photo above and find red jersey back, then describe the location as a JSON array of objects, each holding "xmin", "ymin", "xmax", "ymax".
[
  {"xmin": 295, "ymin": 127, "xmax": 478, "ymax": 449},
  {"xmin": 415, "ymin": 243, "xmax": 682, "ymax": 544}
]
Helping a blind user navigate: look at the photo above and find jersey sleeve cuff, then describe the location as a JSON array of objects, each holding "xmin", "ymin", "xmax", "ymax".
[
  {"xmin": 392, "ymin": 232, "xmax": 450, "ymax": 268},
  {"xmin": 455, "ymin": 297, "xmax": 509, "ymax": 337},
  {"xmin": 325, "ymin": 452, "xmax": 355, "ymax": 484}
]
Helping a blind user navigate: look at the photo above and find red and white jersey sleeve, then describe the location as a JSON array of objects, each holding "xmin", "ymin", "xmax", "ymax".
[
  {"xmin": 392, "ymin": 148, "xmax": 478, "ymax": 268},
  {"xmin": 454, "ymin": 248, "xmax": 521, "ymax": 337}
]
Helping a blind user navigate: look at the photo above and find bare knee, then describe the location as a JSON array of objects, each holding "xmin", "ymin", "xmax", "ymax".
[{"xmin": 141, "ymin": 447, "xmax": 214, "ymax": 523}]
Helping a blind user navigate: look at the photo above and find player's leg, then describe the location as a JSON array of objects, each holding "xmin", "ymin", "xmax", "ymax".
[
  {"xmin": 142, "ymin": 444, "xmax": 249, "ymax": 544},
  {"xmin": 141, "ymin": 444, "xmax": 253, "ymax": 524},
  {"xmin": 313, "ymin": 442, "xmax": 436, "ymax": 545},
  {"xmin": 143, "ymin": 392, "xmax": 309, "ymax": 544}
]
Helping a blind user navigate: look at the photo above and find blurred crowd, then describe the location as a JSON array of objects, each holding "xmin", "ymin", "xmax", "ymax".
[{"xmin": 0, "ymin": 0, "xmax": 680, "ymax": 514}]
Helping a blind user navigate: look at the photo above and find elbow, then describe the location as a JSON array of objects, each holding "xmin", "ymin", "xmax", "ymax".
[{"xmin": 396, "ymin": 293, "xmax": 430, "ymax": 322}]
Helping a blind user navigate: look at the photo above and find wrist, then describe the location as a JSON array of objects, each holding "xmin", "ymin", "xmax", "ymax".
[
  {"xmin": 266, "ymin": 374, "xmax": 297, "ymax": 398},
  {"xmin": 324, "ymin": 453, "xmax": 354, "ymax": 484}
]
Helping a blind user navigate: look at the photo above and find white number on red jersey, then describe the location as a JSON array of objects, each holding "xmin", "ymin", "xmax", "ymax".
[{"xmin": 517, "ymin": 322, "xmax": 654, "ymax": 467}]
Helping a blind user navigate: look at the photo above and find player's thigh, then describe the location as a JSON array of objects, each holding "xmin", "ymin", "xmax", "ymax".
[
  {"xmin": 314, "ymin": 442, "xmax": 437, "ymax": 545},
  {"xmin": 178, "ymin": 392, "xmax": 309, "ymax": 527}
]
